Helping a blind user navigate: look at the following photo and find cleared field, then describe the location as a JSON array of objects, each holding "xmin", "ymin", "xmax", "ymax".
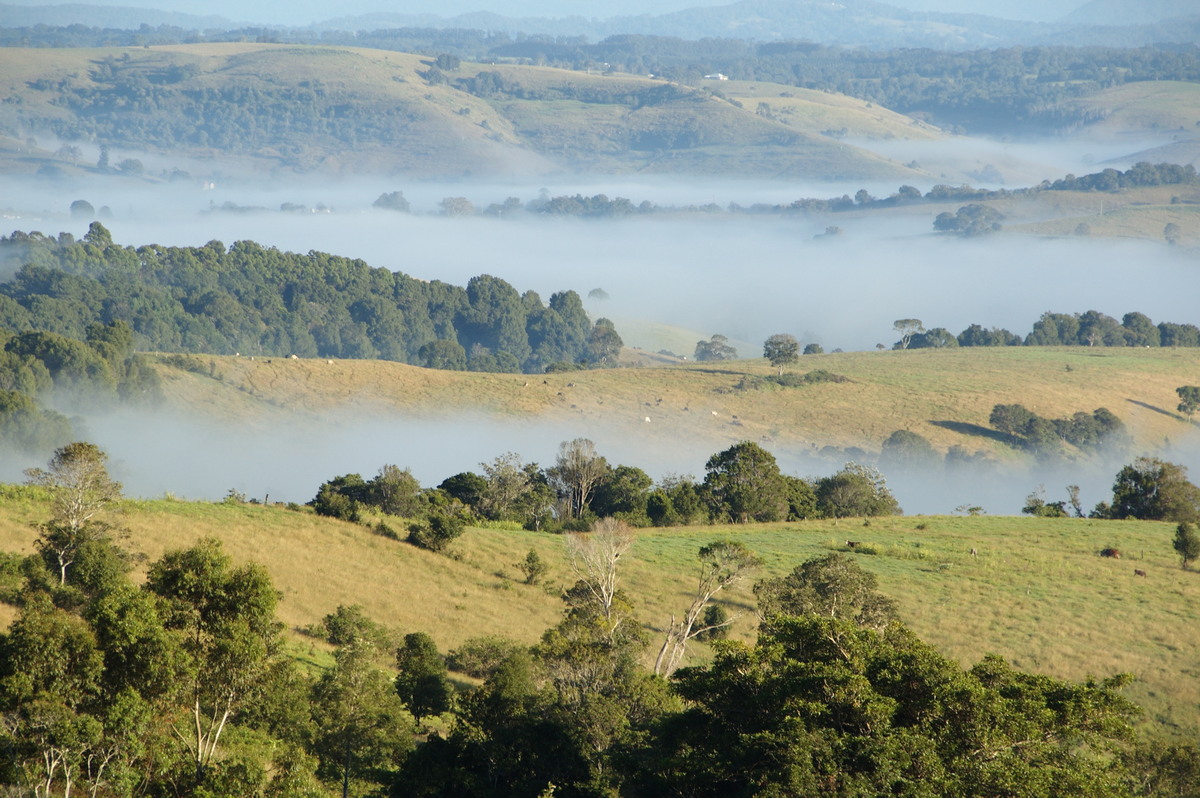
[
  {"xmin": 152, "ymin": 346, "xmax": 1200, "ymax": 461},
  {"xmin": 1, "ymin": 487, "xmax": 1195, "ymax": 738}
]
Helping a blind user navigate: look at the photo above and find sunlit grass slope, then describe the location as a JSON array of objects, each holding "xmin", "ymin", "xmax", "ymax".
[
  {"xmin": 153, "ymin": 346, "xmax": 1200, "ymax": 461},
  {"xmin": 0, "ymin": 487, "xmax": 1196, "ymax": 738}
]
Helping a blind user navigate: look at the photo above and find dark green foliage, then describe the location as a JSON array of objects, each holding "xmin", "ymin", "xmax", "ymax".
[
  {"xmin": 1177, "ymin": 385, "xmax": 1200, "ymax": 419},
  {"xmin": 783, "ymin": 475, "xmax": 819, "ymax": 520},
  {"xmin": 1173, "ymin": 523, "xmax": 1200, "ymax": 569},
  {"xmin": 0, "ymin": 388, "xmax": 72, "ymax": 453},
  {"xmin": 591, "ymin": 464, "xmax": 653, "ymax": 524},
  {"xmin": 322, "ymin": 604, "xmax": 392, "ymax": 649},
  {"xmin": 1023, "ymin": 487, "xmax": 1070, "ymax": 517},
  {"xmin": 693, "ymin": 604, "xmax": 729, "ymax": 642},
  {"xmin": 366, "ymin": 464, "xmax": 424, "ymax": 518},
  {"xmin": 0, "ymin": 229, "xmax": 614, "ymax": 374},
  {"xmin": 309, "ymin": 474, "xmax": 366, "ymax": 522},
  {"xmin": 407, "ymin": 511, "xmax": 466, "ymax": 553},
  {"xmin": 906, "ymin": 326, "xmax": 959, "ymax": 348},
  {"xmin": 762, "ymin": 333, "xmax": 799, "ymax": 374},
  {"xmin": 1108, "ymin": 457, "xmax": 1200, "ymax": 523},
  {"xmin": 702, "ymin": 441, "xmax": 788, "ymax": 523},
  {"xmin": 771, "ymin": 368, "xmax": 849, "ymax": 387},
  {"xmin": 446, "ymin": 635, "xmax": 524, "ymax": 678},
  {"xmin": 515, "ymin": 549, "xmax": 549, "ymax": 585},
  {"xmin": 754, "ymin": 553, "xmax": 900, "ymax": 630},
  {"xmin": 395, "ymin": 632, "xmax": 453, "ymax": 721},
  {"xmin": 815, "ymin": 462, "xmax": 901, "ymax": 518},
  {"xmin": 957, "ymin": 323, "xmax": 1022, "ymax": 346},
  {"xmin": 650, "ymin": 616, "xmax": 1137, "ymax": 798},
  {"xmin": 989, "ymin": 404, "xmax": 1126, "ymax": 457},
  {"xmin": 694, "ymin": 334, "xmax": 738, "ymax": 361},
  {"xmin": 802, "ymin": 342, "xmax": 823, "ymax": 355}
]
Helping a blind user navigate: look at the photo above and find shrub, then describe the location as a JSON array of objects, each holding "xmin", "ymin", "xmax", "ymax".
[{"xmin": 446, "ymin": 635, "xmax": 523, "ymax": 678}]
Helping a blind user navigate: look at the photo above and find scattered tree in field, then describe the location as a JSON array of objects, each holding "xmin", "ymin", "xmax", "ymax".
[
  {"xmin": 762, "ymin": 333, "xmax": 799, "ymax": 375},
  {"xmin": 407, "ymin": 510, "xmax": 465, "ymax": 553},
  {"xmin": 1022, "ymin": 485, "xmax": 1069, "ymax": 517},
  {"xmin": 313, "ymin": 639, "xmax": 414, "ymax": 798},
  {"xmin": 515, "ymin": 549, "xmax": 548, "ymax": 585},
  {"xmin": 694, "ymin": 334, "xmax": 738, "ymax": 361},
  {"xmin": 1107, "ymin": 457, "xmax": 1200, "ymax": 523},
  {"xmin": 892, "ymin": 318, "xmax": 924, "ymax": 349},
  {"xmin": 1177, "ymin": 386, "xmax": 1200, "ymax": 420},
  {"xmin": 1174, "ymin": 522, "xmax": 1200, "ymax": 570},
  {"xmin": 802, "ymin": 342, "xmax": 823, "ymax": 355},
  {"xmin": 933, "ymin": 203, "xmax": 1004, "ymax": 235},
  {"xmin": 653, "ymin": 541, "xmax": 761, "ymax": 677}
]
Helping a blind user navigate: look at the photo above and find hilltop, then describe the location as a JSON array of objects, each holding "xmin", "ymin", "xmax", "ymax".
[
  {"xmin": 0, "ymin": 43, "xmax": 935, "ymax": 180},
  {"xmin": 151, "ymin": 346, "xmax": 1200, "ymax": 462}
]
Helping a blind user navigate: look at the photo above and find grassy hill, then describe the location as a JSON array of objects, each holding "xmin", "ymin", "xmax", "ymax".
[
  {"xmin": 0, "ymin": 484, "xmax": 1196, "ymax": 738},
  {"xmin": 0, "ymin": 42, "xmax": 937, "ymax": 180},
  {"xmin": 151, "ymin": 346, "xmax": 1200, "ymax": 462}
]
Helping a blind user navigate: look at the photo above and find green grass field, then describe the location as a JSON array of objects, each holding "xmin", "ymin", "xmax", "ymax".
[{"xmin": 1, "ymin": 487, "xmax": 1196, "ymax": 739}]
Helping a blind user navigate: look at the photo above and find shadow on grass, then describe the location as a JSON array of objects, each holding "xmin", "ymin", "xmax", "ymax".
[
  {"xmin": 929, "ymin": 420, "xmax": 1012, "ymax": 444},
  {"xmin": 1126, "ymin": 398, "xmax": 1200, "ymax": 427}
]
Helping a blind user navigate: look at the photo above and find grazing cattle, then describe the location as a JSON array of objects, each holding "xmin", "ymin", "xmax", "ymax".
[
  {"xmin": 970, "ymin": 548, "xmax": 978, "ymax": 557},
  {"xmin": 1100, "ymin": 548, "xmax": 1121, "ymax": 559},
  {"xmin": 845, "ymin": 540, "xmax": 860, "ymax": 548},
  {"xmin": 1134, "ymin": 569, "xmax": 1147, "ymax": 577}
]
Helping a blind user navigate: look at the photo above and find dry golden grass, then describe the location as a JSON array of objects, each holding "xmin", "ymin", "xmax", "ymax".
[{"xmin": 153, "ymin": 345, "xmax": 1200, "ymax": 461}]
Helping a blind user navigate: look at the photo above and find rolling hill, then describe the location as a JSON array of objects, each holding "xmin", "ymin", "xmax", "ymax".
[
  {"xmin": 150, "ymin": 346, "xmax": 1200, "ymax": 464},
  {"xmin": 0, "ymin": 42, "xmax": 938, "ymax": 180},
  {"xmin": 1, "ymin": 483, "xmax": 1196, "ymax": 739}
]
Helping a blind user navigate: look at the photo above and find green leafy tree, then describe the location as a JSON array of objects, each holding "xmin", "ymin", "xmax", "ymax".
[
  {"xmin": 313, "ymin": 640, "xmax": 414, "ymax": 798},
  {"xmin": 754, "ymin": 552, "xmax": 899, "ymax": 630},
  {"xmin": 365, "ymin": 464, "xmax": 423, "ymax": 517},
  {"xmin": 694, "ymin": 334, "xmax": 738, "ymax": 361},
  {"xmin": 144, "ymin": 538, "xmax": 284, "ymax": 785},
  {"xmin": 762, "ymin": 333, "xmax": 799, "ymax": 375},
  {"xmin": 585, "ymin": 317, "xmax": 623, "ymax": 366},
  {"xmin": 702, "ymin": 441, "xmax": 788, "ymax": 523},
  {"xmin": 1177, "ymin": 385, "xmax": 1200, "ymax": 419},
  {"xmin": 25, "ymin": 441, "xmax": 123, "ymax": 585},
  {"xmin": 645, "ymin": 615, "xmax": 1136, "ymax": 797},
  {"xmin": 1109, "ymin": 457, "xmax": 1200, "ymax": 523},
  {"xmin": 815, "ymin": 462, "xmax": 901, "ymax": 518},
  {"xmin": 878, "ymin": 429, "xmax": 939, "ymax": 471},
  {"xmin": 1174, "ymin": 522, "xmax": 1200, "ymax": 570},
  {"xmin": 892, "ymin": 318, "xmax": 924, "ymax": 349},
  {"xmin": 394, "ymin": 632, "xmax": 453, "ymax": 722},
  {"xmin": 515, "ymin": 549, "xmax": 548, "ymax": 585}
]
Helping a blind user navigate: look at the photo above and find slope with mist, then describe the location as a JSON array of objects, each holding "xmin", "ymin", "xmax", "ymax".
[{"xmin": 0, "ymin": 42, "xmax": 934, "ymax": 180}]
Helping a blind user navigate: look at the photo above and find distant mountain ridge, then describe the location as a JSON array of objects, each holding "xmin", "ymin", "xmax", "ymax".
[{"xmin": 3, "ymin": 0, "xmax": 1198, "ymax": 49}]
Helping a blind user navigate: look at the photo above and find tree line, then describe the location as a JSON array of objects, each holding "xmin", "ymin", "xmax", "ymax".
[
  {"xmin": 3, "ymin": 441, "xmax": 1195, "ymax": 796},
  {"xmin": 310, "ymin": 439, "xmax": 902, "ymax": 539},
  {"xmin": 892, "ymin": 310, "xmax": 1200, "ymax": 350}
]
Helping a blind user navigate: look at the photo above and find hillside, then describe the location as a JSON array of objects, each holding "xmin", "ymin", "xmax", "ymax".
[
  {"xmin": 151, "ymin": 346, "xmax": 1200, "ymax": 462},
  {"xmin": 1, "ymin": 486, "xmax": 1196, "ymax": 738},
  {"xmin": 0, "ymin": 43, "xmax": 936, "ymax": 180}
]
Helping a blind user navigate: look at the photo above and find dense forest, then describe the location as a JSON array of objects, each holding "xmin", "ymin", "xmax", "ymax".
[
  {"xmin": 0, "ymin": 223, "xmax": 619, "ymax": 373},
  {"xmin": 4, "ymin": 23, "xmax": 1199, "ymax": 133},
  {"xmin": 2, "ymin": 440, "xmax": 1198, "ymax": 797}
]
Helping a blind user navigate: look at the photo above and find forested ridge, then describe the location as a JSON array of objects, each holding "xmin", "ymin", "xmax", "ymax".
[{"xmin": 0, "ymin": 223, "xmax": 617, "ymax": 373}]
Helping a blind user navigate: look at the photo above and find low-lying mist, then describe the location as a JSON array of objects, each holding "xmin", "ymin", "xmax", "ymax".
[{"xmin": 3, "ymin": 164, "xmax": 1198, "ymax": 515}]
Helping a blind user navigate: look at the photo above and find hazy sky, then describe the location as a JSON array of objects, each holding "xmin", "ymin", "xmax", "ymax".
[{"xmin": 2, "ymin": 0, "xmax": 1089, "ymax": 26}]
